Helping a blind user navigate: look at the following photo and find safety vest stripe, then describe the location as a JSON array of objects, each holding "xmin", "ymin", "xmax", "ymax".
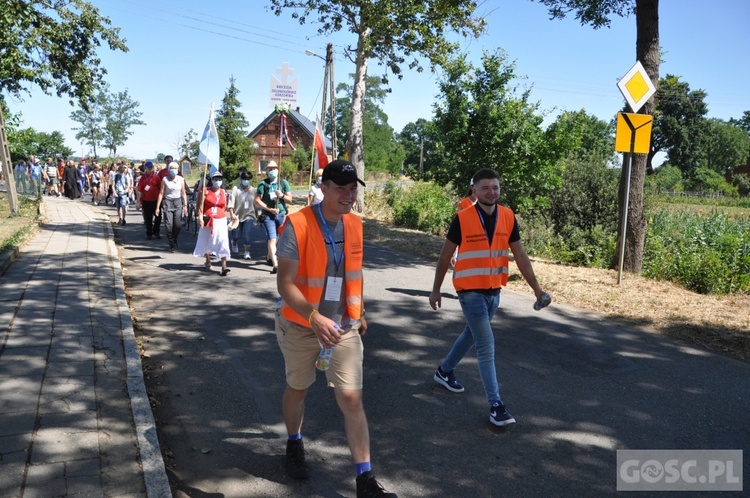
[
  {"xmin": 345, "ymin": 269, "xmax": 363, "ymax": 281},
  {"xmin": 456, "ymin": 249, "xmax": 509, "ymax": 260},
  {"xmin": 346, "ymin": 295, "xmax": 362, "ymax": 306},
  {"xmin": 453, "ymin": 266, "xmax": 509, "ymax": 279},
  {"xmin": 294, "ymin": 276, "xmax": 325, "ymax": 288}
]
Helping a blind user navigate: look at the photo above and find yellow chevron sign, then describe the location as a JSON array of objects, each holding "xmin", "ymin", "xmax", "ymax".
[{"xmin": 615, "ymin": 113, "xmax": 653, "ymax": 154}]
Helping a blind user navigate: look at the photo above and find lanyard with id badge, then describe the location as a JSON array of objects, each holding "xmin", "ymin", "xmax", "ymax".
[{"xmin": 317, "ymin": 204, "xmax": 344, "ymax": 302}]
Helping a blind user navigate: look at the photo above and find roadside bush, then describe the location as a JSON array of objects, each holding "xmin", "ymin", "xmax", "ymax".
[
  {"xmin": 549, "ymin": 153, "xmax": 619, "ymax": 237},
  {"xmin": 643, "ymin": 209, "xmax": 750, "ymax": 294},
  {"xmin": 389, "ymin": 182, "xmax": 455, "ymax": 236}
]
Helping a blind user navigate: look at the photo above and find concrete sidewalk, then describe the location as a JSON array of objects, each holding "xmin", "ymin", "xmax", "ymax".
[{"xmin": 0, "ymin": 196, "xmax": 170, "ymax": 497}]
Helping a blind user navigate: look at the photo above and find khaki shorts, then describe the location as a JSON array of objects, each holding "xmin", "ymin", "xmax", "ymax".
[{"xmin": 275, "ymin": 311, "xmax": 363, "ymax": 390}]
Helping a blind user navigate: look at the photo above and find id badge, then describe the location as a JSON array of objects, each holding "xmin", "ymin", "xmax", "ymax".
[
  {"xmin": 144, "ymin": 185, "xmax": 150, "ymax": 191},
  {"xmin": 324, "ymin": 277, "xmax": 343, "ymax": 301},
  {"xmin": 211, "ymin": 206, "xmax": 218, "ymax": 215},
  {"xmin": 244, "ymin": 200, "xmax": 249, "ymax": 210},
  {"xmin": 269, "ymin": 190, "xmax": 277, "ymax": 200}
]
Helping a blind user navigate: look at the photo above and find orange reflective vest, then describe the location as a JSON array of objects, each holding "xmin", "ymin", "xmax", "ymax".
[
  {"xmin": 457, "ymin": 196, "xmax": 475, "ymax": 212},
  {"xmin": 452, "ymin": 205, "xmax": 515, "ymax": 292},
  {"xmin": 281, "ymin": 207, "xmax": 364, "ymax": 327}
]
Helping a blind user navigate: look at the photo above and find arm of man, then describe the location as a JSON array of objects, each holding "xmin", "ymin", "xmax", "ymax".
[
  {"xmin": 277, "ymin": 257, "xmax": 342, "ymax": 346},
  {"xmin": 509, "ymin": 239, "xmax": 546, "ymax": 300},
  {"xmin": 279, "ymin": 180, "xmax": 292, "ymax": 204},
  {"xmin": 429, "ymin": 239, "xmax": 458, "ymax": 310}
]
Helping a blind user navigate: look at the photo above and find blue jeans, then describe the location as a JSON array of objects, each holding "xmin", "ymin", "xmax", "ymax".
[
  {"xmin": 231, "ymin": 220, "xmax": 253, "ymax": 247},
  {"xmin": 262, "ymin": 212, "xmax": 286, "ymax": 240},
  {"xmin": 440, "ymin": 291, "xmax": 503, "ymax": 406}
]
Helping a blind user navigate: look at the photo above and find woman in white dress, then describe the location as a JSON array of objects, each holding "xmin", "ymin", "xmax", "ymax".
[{"xmin": 193, "ymin": 171, "xmax": 233, "ymax": 276}]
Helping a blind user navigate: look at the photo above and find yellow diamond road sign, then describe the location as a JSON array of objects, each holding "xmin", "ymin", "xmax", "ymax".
[{"xmin": 617, "ymin": 61, "xmax": 656, "ymax": 113}]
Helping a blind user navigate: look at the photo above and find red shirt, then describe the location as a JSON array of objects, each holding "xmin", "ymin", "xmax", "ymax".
[
  {"xmin": 203, "ymin": 188, "xmax": 227, "ymax": 219},
  {"xmin": 137, "ymin": 172, "xmax": 161, "ymax": 201}
]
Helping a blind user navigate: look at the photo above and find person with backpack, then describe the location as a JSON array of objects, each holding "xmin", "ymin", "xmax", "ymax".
[{"xmin": 254, "ymin": 161, "xmax": 292, "ymax": 274}]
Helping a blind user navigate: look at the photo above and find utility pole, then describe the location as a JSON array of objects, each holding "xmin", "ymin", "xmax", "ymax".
[
  {"xmin": 0, "ymin": 109, "xmax": 19, "ymax": 214},
  {"xmin": 419, "ymin": 137, "xmax": 424, "ymax": 178},
  {"xmin": 327, "ymin": 43, "xmax": 337, "ymax": 159},
  {"xmin": 307, "ymin": 43, "xmax": 337, "ymax": 161}
]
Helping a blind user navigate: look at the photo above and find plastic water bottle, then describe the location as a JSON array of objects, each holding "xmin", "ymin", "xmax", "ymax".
[
  {"xmin": 316, "ymin": 325, "xmax": 338, "ymax": 371},
  {"xmin": 533, "ymin": 293, "xmax": 552, "ymax": 311}
]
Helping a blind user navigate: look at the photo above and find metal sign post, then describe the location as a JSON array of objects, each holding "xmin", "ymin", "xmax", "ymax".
[{"xmin": 614, "ymin": 60, "xmax": 656, "ymax": 284}]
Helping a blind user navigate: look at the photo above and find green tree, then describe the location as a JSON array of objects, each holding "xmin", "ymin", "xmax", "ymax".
[
  {"xmin": 705, "ymin": 118, "xmax": 750, "ymax": 175},
  {"xmin": 431, "ymin": 50, "xmax": 554, "ymax": 213},
  {"xmin": 729, "ymin": 110, "xmax": 750, "ymax": 135},
  {"xmin": 650, "ymin": 74, "xmax": 709, "ymax": 175},
  {"xmin": 0, "ymin": 1, "xmax": 127, "ymax": 105},
  {"xmin": 8, "ymin": 128, "xmax": 73, "ymax": 163},
  {"xmin": 334, "ymin": 76, "xmax": 405, "ymax": 174},
  {"xmin": 647, "ymin": 163, "xmax": 684, "ymax": 193},
  {"xmin": 270, "ymin": 0, "xmax": 485, "ymax": 210},
  {"xmin": 101, "ymin": 89, "xmax": 144, "ymax": 157},
  {"xmin": 537, "ymin": 0, "xmax": 660, "ymax": 274},
  {"xmin": 397, "ymin": 118, "xmax": 440, "ymax": 180},
  {"xmin": 70, "ymin": 90, "xmax": 107, "ymax": 159},
  {"xmin": 544, "ymin": 110, "xmax": 616, "ymax": 164},
  {"xmin": 176, "ymin": 129, "xmax": 200, "ymax": 161},
  {"xmin": 216, "ymin": 76, "xmax": 254, "ymax": 181}
]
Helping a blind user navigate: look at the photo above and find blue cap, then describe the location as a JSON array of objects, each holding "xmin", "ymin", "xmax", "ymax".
[{"xmin": 144, "ymin": 161, "xmax": 154, "ymax": 168}]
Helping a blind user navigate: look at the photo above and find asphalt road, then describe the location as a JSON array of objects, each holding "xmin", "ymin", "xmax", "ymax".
[{"xmin": 110, "ymin": 204, "xmax": 749, "ymax": 497}]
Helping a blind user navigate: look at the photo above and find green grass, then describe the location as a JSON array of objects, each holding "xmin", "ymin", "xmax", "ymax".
[{"xmin": 0, "ymin": 193, "xmax": 41, "ymax": 256}]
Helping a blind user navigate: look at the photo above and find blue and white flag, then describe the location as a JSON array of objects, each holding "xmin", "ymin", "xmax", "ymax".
[{"xmin": 198, "ymin": 106, "xmax": 220, "ymax": 177}]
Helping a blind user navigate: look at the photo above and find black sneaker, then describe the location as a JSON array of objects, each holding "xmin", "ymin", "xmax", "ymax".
[
  {"xmin": 433, "ymin": 366, "xmax": 464, "ymax": 393},
  {"xmin": 489, "ymin": 402, "xmax": 516, "ymax": 426},
  {"xmin": 356, "ymin": 472, "xmax": 397, "ymax": 497},
  {"xmin": 285, "ymin": 439, "xmax": 310, "ymax": 480}
]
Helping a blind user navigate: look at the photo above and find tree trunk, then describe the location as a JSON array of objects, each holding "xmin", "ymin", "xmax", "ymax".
[
  {"xmin": 612, "ymin": 0, "xmax": 659, "ymax": 274},
  {"xmin": 348, "ymin": 28, "xmax": 370, "ymax": 213}
]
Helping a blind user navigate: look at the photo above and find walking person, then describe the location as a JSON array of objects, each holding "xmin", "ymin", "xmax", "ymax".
[
  {"xmin": 254, "ymin": 161, "xmax": 292, "ymax": 274},
  {"xmin": 88, "ymin": 163, "xmax": 104, "ymax": 205},
  {"xmin": 429, "ymin": 168, "xmax": 550, "ymax": 427},
  {"xmin": 155, "ymin": 162, "xmax": 188, "ymax": 252},
  {"xmin": 113, "ymin": 163, "xmax": 132, "ymax": 224},
  {"xmin": 307, "ymin": 168, "xmax": 324, "ymax": 206},
  {"xmin": 275, "ymin": 160, "xmax": 397, "ymax": 498},
  {"xmin": 63, "ymin": 160, "xmax": 80, "ymax": 200},
  {"xmin": 56, "ymin": 157, "xmax": 65, "ymax": 195},
  {"xmin": 137, "ymin": 161, "xmax": 163, "ymax": 240},
  {"xmin": 77, "ymin": 159, "xmax": 89, "ymax": 199},
  {"xmin": 29, "ymin": 159, "xmax": 44, "ymax": 198},
  {"xmin": 193, "ymin": 171, "xmax": 231, "ymax": 276},
  {"xmin": 228, "ymin": 170, "xmax": 256, "ymax": 259}
]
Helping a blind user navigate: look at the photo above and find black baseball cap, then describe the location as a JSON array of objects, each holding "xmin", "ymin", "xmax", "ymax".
[{"xmin": 322, "ymin": 160, "xmax": 365, "ymax": 187}]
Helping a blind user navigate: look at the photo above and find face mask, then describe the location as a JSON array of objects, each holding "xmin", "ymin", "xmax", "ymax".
[
  {"xmin": 169, "ymin": 169, "xmax": 178, "ymax": 177},
  {"xmin": 241, "ymin": 180, "xmax": 250, "ymax": 187},
  {"xmin": 267, "ymin": 169, "xmax": 278, "ymax": 180},
  {"xmin": 213, "ymin": 180, "xmax": 223, "ymax": 188},
  {"xmin": 316, "ymin": 177, "xmax": 322, "ymax": 184}
]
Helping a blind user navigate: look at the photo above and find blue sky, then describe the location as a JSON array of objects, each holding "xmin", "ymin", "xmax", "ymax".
[{"xmin": 6, "ymin": 0, "xmax": 750, "ymax": 160}]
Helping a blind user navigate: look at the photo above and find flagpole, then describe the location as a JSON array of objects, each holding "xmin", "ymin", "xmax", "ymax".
[{"xmin": 198, "ymin": 103, "xmax": 214, "ymax": 218}]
